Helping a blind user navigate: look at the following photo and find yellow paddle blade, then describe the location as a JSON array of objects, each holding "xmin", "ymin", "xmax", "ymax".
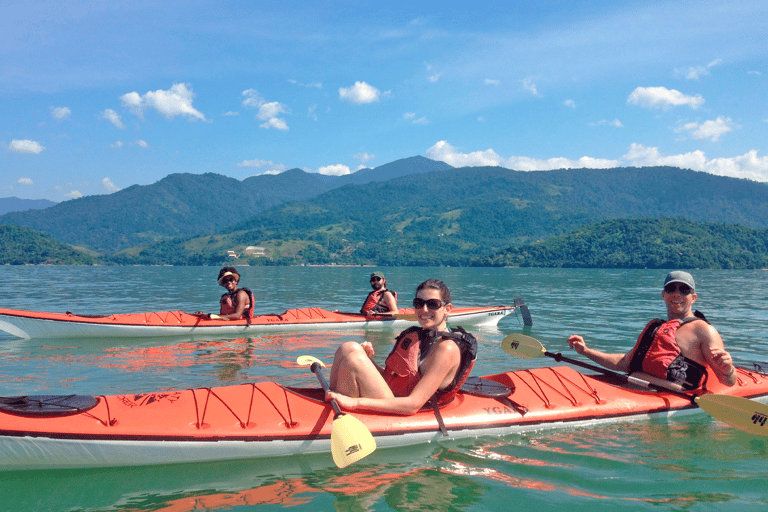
[
  {"xmin": 331, "ymin": 413, "xmax": 377, "ymax": 468},
  {"xmin": 501, "ymin": 333, "xmax": 547, "ymax": 359},
  {"xmin": 296, "ymin": 355, "xmax": 325, "ymax": 368},
  {"xmin": 696, "ymin": 394, "xmax": 768, "ymax": 437},
  {"xmin": 392, "ymin": 313, "xmax": 418, "ymax": 321},
  {"xmin": 208, "ymin": 314, "xmax": 223, "ymax": 320}
]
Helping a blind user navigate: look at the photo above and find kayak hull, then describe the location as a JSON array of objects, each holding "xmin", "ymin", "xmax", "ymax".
[
  {"xmin": 1, "ymin": 365, "xmax": 766, "ymax": 471},
  {"xmin": 0, "ymin": 305, "xmax": 520, "ymax": 340}
]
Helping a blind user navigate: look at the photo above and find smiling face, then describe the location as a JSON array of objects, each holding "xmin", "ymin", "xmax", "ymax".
[
  {"xmin": 662, "ymin": 283, "xmax": 697, "ymax": 320},
  {"xmin": 413, "ymin": 287, "xmax": 452, "ymax": 331},
  {"xmin": 221, "ymin": 275, "xmax": 239, "ymax": 291}
]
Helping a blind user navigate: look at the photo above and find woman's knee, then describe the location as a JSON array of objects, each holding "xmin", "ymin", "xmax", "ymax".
[{"xmin": 334, "ymin": 341, "xmax": 366, "ymax": 360}]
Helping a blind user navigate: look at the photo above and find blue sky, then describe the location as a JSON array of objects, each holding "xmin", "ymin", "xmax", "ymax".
[{"xmin": 2, "ymin": 0, "xmax": 767, "ymax": 201}]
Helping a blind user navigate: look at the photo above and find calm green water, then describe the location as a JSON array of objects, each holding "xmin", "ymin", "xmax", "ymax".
[{"xmin": 1, "ymin": 266, "xmax": 767, "ymax": 511}]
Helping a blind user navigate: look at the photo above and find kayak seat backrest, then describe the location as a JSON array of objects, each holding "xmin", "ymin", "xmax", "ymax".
[
  {"xmin": 0, "ymin": 394, "xmax": 100, "ymax": 418},
  {"xmin": 460, "ymin": 376, "xmax": 513, "ymax": 398}
]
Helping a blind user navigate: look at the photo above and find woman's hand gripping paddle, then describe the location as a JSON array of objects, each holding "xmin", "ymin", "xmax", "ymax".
[
  {"xmin": 296, "ymin": 355, "xmax": 377, "ymax": 468},
  {"xmin": 501, "ymin": 333, "xmax": 768, "ymax": 437}
]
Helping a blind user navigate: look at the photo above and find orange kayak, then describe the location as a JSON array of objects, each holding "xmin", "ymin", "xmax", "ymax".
[{"xmin": 0, "ymin": 364, "xmax": 765, "ymax": 471}]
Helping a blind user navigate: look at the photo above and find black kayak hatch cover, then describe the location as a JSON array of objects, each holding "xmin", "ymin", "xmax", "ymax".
[{"xmin": 0, "ymin": 394, "xmax": 100, "ymax": 418}]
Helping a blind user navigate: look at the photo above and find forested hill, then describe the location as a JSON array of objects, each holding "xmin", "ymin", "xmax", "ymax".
[
  {"xmin": 116, "ymin": 166, "xmax": 768, "ymax": 267},
  {"xmin": 485, "ymin": 218, "xmax": 768, "ymax": 269},
  {"xmin": 0, "ymin": 225, "xmax": 97, "ymax": 265},
  {"xmin": 0, "ymin": 156, "xmax": 448, "ymax": 254}
]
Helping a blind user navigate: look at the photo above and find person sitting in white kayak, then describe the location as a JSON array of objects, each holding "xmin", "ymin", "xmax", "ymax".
[
  {"xmin": 567, "ymin": 271, "xmax": 736, "ymax": 390},
  {"xmin": 194, "ymin": 267, "xmax": 254, "ymax": 321},
  {"xmin": 326, "ymin": 278, "xmax": 476, "ymax": 415}
]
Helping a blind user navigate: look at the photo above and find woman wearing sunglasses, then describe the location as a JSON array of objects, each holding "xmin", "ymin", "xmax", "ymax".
[
  {"xmin": 327, "ymin": 279, "xmax": 476, "ymax": 415},
  {"xmin": 567, "ymin": 271, "xmax": 736, "ymax": 390}
]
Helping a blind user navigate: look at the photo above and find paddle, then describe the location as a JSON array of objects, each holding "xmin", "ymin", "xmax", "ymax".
[
  {"xmin": 501, "ymin": 333, "xmax": 768, "ymax": 437},
  {"xmin": 296, "ymin": 355, "xmax": 377, "ymax": 468}
]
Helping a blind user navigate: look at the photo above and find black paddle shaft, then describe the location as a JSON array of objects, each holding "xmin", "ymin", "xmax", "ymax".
[
  {"xmin": 546, "ymin": 350, "xmax": 699, "ymax": 404},
  {"xmin": 311, "ymin": 362, "xmax": 343, "ymax": 417}
]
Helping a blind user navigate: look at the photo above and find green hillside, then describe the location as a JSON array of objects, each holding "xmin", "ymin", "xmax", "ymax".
[
  {"xmin": 111, "ymin": 166, "xmax": 768, "ymax": 268},
  {"xmin": 485, "ymin": 218, "xmax": 768, "ymax": 269},
  {"xmin": 0, "ymin": 156, "xmax": 448, "ymax": 255},
  {"xmin": 0, "ymin": 225, "xmax": 99, "ymax": 265}
]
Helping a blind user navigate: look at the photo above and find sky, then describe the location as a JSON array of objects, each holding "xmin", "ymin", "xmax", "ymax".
[{"xmin": 2, "ymin": 0, "xmax": 768, "ymax": 201}]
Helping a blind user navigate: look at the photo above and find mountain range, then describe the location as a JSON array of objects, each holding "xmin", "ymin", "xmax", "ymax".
[{"xmin": 2, "ymin": 156, "xmax": 768, "ymax": 267}]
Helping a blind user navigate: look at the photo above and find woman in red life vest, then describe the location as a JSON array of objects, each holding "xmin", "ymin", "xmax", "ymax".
[
  {"xmin": 327, "ymin": 279, "xmax": 473, "ymax": 415},
  {"xmin": 567, "ymin": 271, "xmax": 736, "ymax": 389}
]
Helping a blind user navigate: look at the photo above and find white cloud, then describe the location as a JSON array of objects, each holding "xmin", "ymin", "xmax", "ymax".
[
  {"xmin": 627, "ymin": 86, "xmax": 704, "ymax": 109},
  {"xmin": 427, "ymin": 140, "xmax": 620, "ymax": 171},
  {"xmin": 485, "ymin": 79, "xmax": 500, "ymax": 86},
  {"xmin": 102, "ymin": 178, "xmax": 120, "ymax": 192},
  {"xmin": 426, "ymin": 141, "xmax": 504, "ymax": 167},
  {"xmin": 288, "ymin": 79, "xmax": 322, "ymax": 88},
  {"xmin": 564, "ymin": 99, "xmax": 577, "ymax": 108},
  {"xmin": 222, "ymin": 111, "xmax": 239, "ymax": 116},
  {"xmin": 237, "ymin": 158, "xmax": 289, "ymax": 173},
  {"xmin": 259, "ymin": 117, "xmax": 289, "ymax": 130},
  {"xmin": 403, "ymin": 112, "xmax": 428, "ymax": 124},
  {"xmin": 522, "ymin": 77, "xmax": 538, "ymax": 96},
  {"xmin": 317, "ymin": 164, "xmax": 352, "ymax": 176},
  {"xmin": 675, "ymin": 59, "xmax": 722, "ymax": 80},
  {"xmin": 110, "ymin": 141, "xmax": 124, "ymax": 148},
  {"xmin": 428, "ymin": 140, "xmax": 768, "ymax": 180},
  {"xmin": 135, "ymin": 139, "xmax": 148, "ymax": 148},
  {"xmin": 588, "ymin": 119, "xmax": 623, "ymax": 128},
  {"xmin": 64, "ymin": 190, "xmax": 83, "ymax": 199},
  {"xmin": 9, "ymin": 139, "xmax": 45, "ymax": 154},
  {"xmin": 242, "ymin": 90, "xmax": 289, "ymax": 130},
  {"xmin": 623, "ymin": 144, "xmax": 768, "ymax": 181},
  {"xmin": 242, "ymin": 89, "xmax": 265, "ymax": 108},
  {"xmin": 101, "ymin": 109, "xmax": 124, "ymax": 129},
  {"xmin": 18, "ymin": 177, "xmax": 33, "ymax": 185},
  {"xmin": 120, "ymin": 83, "xmax": 206, "ymax": 121},
  {"xmin": 51, "ymin": 107, "xmax": 71, "ymax": 120},
  {"xmin": 354, "ymin": 152, "xmax": 376, "ymax": 163},
  {"xmin": 339, "ymin": 81, "xmax": 381, "ymax": 105},
  {"xmin": 428, "ymin": 74, "xmax": 442, "ymax": 83},
  {"xmin": 675, "ymin": 116, "xmax": 734, "ymax": 142}
]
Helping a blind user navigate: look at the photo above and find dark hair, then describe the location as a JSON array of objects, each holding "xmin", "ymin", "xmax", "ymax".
[
  {"xmin": 217, "ymin": 266, "xmax": 240, "ymax": 282},
  {"xmin": 416, "ymin": 279, "xmax": 451, "ymax": 304}
]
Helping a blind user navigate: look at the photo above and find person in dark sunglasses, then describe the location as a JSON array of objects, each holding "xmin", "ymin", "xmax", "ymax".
[
  {"xmin": 193, "ymin": 267, "xmax": 254, "ymax": 321},
  {"xmin": 359, "ymin": 271, "xmax": 398, "ymax": 316},
  {"xmin": 568, "ymin": 271, "xmax": 736, "ymax": 390},
  {"xmin": 327, "ymin": 279, "xmax": 477, "ymax": 415}
]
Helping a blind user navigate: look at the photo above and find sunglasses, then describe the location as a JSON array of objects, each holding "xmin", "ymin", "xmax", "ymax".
[
  {"xmin": 412, "ymin": 298, "xmax": 445, "ymax": 310},
  {"xmin": 221, "ymin": 277, "xmax": 237, "ymax": 285},
  {"xmin": 370, "ymin": 276, "xmax": 382, "ymax": 282},
  {"xmin": 664, "ymin": 283, "xmax": 693, "ymax": 295}
]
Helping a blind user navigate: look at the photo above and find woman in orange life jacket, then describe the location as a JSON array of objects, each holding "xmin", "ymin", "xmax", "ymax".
[
  {"xmin": 567, "ymin": 271, "xmax": 736, "ymax": 389},
  {"xmin": 327, "ymin": 279, "xmax": 467, "ymax": 415},
  {"xmin": 194, "ymin": 267, "xmax": 254, "ymax": 321}
]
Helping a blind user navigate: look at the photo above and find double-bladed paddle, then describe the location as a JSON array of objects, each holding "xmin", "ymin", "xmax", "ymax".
[
  {"xmin": 296, "ymin": 355, "xmax": 377, "ymax": 468},
  {"xmin": 501, "ymin": 333, "xmax": 768, "ymax": 437}
]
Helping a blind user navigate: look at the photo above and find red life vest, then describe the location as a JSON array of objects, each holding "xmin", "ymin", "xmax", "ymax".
[
  {"xmin": 628, "ymin": 314, "xmax": 708, "ymax": 390},
  {"xmin": 219, "ymin": 287, "xmax": 255, "ymax": 320},
  {"xmin": 360, "ymin": 288, "xmax": 397, "ymax": 314},
  {"xmin": 383, "ymin": 326, "xmax": 477, "ymax": 406}
]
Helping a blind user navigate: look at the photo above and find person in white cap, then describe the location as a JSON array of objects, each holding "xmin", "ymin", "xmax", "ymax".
[{"xmin": 567, "ymin": 271, "xmax": 736, "ymax": 389}]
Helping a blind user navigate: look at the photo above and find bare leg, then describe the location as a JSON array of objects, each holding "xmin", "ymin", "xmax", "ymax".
[{"xmin": 329, "ymin": 342, "xmax": 394, "ymax": 398}]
